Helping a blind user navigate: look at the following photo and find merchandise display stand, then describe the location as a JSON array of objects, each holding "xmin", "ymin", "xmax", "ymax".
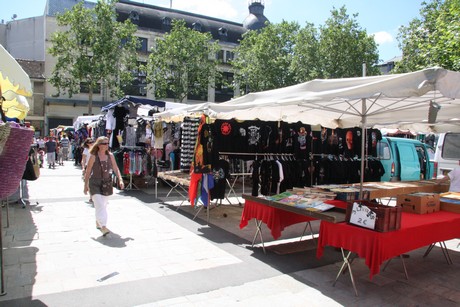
[
  {"xmin": 226, "ymin": 173, "xmax": 250, "ymax": 205},
  {"xmin": 156, "ymin": 170, "xmax": 191, "ymax": 209},
  {"xmin": 250, "ymin": 219, "xmax": 315, "ymax": 255},
  {"xmin": 121, "ymin": 145, "xmax": 145, "ymax": 191},
  {"xmin": 317, "ymin": 211, "xmax": 460, "ymax": 296},
  {"xmin": 125, "ymin": 173, "xmax": 139, "ymax": 190},
  {"xmin": 333, "ymin": 249, "xmax": 409, "ymax": 297},
  {"xmin": 219, "ymin": 152, "xmax": 296, "ymax": 205}
]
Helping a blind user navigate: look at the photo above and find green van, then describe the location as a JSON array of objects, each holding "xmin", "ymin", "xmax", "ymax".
[{"xmin": 377, "ymin": 137, "xmax": 434, "ymax": 181}]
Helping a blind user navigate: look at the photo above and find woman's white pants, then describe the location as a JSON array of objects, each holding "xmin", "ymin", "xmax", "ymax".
[{"xmin": 92, "ymin": 194, "xmax": 109, "ymax": 227}]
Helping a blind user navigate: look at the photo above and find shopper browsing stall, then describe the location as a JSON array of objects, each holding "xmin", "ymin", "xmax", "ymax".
[
  {"xmin": 83, "ymin": 136, "xmax": 124, "ymax": 236},
  {"xmin": 439, "ymin": 164, "xmax": 460, "ymax": 192}
]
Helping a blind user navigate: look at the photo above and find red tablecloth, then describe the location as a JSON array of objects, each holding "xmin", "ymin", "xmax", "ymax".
[
  {"xmin": 240, "ymin": 200, "xmax": 316, "ymax": 239},
  {"xmin": 317, "ymin": 211, "xmax": 460, "ymax": 279}
]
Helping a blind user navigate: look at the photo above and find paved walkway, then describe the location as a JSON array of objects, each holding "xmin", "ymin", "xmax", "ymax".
[{"xmin": 0, "ymin": 161, "xmax": 459, "ymax": 306}]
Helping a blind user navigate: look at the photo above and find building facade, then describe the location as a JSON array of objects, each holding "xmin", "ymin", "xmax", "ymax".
[{"xmin": 0, "ymin": 0, "xmax": 268, "ymax": 135}]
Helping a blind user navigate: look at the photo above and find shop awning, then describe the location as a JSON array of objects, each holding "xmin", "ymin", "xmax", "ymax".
[{"xmin": 101, "ymin": 95, "xmax": 165, "ymax": 112}]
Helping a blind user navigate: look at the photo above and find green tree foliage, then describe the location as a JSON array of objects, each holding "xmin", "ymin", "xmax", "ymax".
[
  {"xmin": 291, "ymin": 23, "xmax": 321, "ymax": 82},
  {"xmin": 232, "ymin": 6, "xmax": 380, "ymax": 93},
  {"xmin": 146, "ymin": 19, "xmax": 220, "ymax": 102},
  {"xmin": 395, "ymin": 0, "xmax": 460, "ymax": 72},
  {"xmin": 317, "ymin": 7, "xmax": 380, "ymax": 78},
  {"xmin": 232, "ymin": 21, "xmax": 300, "ymax": 93},
  {"xmin": 48, "ymin": 0, "xmax": 139, "ymax": 114}
]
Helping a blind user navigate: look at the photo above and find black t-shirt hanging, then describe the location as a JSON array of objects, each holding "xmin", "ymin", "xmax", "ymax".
[
  {"xmin": 211, "ymin": 159, "xmax": 230, "ymax": 200},
  {"xmin": 282, "ymin": 122, "xmax": 298, "ymax": 154},
  {"xmin": 295, "ymin": 124, "xmax": 311, "ymax": 159},
  {"xmin": 213, "ymin": 119, "xmax": 246, "ymax": 152},
  {"xmin": 200, "ymin": 122, "xmax": 215, "ymax": 168},
  {"xmin": 327, "ymin": 129, "xmax": 340, "ymax": 155},
  {"xmin": 367, "ymin": 129, "xmax": 382, "ymax": 157},
  {"xmin": 259, "ymin": 121, "xmax": 277, "ymax": 153},
  {"xmin": 246, "ymin": 120, "xmax": 263, "ymax": 153}
]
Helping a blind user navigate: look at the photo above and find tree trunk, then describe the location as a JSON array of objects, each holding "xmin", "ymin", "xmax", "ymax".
[{"xmin": 88, "ymin": 88, "xmax": 93, "ymax": 115}]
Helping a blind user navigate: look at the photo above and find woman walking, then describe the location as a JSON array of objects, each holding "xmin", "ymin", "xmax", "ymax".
[
  {"xmin": 82, "ymin": 138, "xmax": 94, "ymax": 204},
  {"xmin": 83, "ymin": 136, "xmax": 124, "ymax": 236}
]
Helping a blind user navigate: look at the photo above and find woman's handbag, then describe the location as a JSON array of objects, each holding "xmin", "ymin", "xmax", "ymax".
[
  {"xmin": 22, "ymin": 152, "xmax": 40, "ymax": 181},
  {"xmin": 101, "ymin": 178, "xmax": 113, "ymax": 196}
]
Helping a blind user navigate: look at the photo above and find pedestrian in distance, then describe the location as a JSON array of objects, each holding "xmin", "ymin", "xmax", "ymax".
[
  {"xmin": 56, "ymin": 143, "xmax": 64, "ymax": 166},
  {"xmin": 81, "ymin": 138, "xmax": 94, "ymax": 171},
  {"xmin": 83, "ymin": 136, "xmax": 124, "ymax": 236},
  {"xmin": 44, "ymin": 136, "xmax": 57, "ymax": 168},
  {"xmin": 60, "ymin": 134, "xmax": 70, "ymax": 160},
  {"xmin": 81, "ymin": 138, "xmax": 94, "ymax": 204},
  {"xmin": 439, "ymin": 163, "xmax": 460, "ymax": 192}
]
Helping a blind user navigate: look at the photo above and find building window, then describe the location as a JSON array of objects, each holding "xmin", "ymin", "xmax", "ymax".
[
  {"xmin": 192, "ymin": 21, "xmax": 202, "ymax": 32},
  {"xmin": 138, "ymin": 37, "xmax": 148, "ymax": 53},
  {"xmin": 218, "ymin": 27, "xmax": 228, "ymax": 37},
  {"xmin": 124, "ymin": 61, "xmax": 147, "ymax": 96},
  {"xmin": 215, "ymin": 72, "xmax": 234, "ymax": 102},
  {"xmin": 226, "ymin": 51, "xmax": 234, "ymax": 63},
  {"xmin": 129, "ymin": 10, "xmax": 140, "ymax": 25},
  {"xmin": 162, "ymin": 17, "xmax": 171, "ymax": 31},
  {"xmin": 217, "ymin": 50, "xmax": 224, "ymax": 63},
  {"xmin": 187, "ymin": 82, "xmax": 207, "ymax": 101},
  {"xmin": 80, "ymin": 82, "xmax": 101, "ymax": 94}
]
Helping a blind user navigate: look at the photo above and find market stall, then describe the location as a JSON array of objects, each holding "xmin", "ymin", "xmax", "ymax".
[
  {"xmin": 0, "ymin": 43, "xmax": 34, "ymax": 296},
  {"xmin": 153, "ymin": 67, "xmax": 460, "ymax": 197},
  {"xmin": 316, "ymin": 211, "xmax": 460, "ymax": 295}
]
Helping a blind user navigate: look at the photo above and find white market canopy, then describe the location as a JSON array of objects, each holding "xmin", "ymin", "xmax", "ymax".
[{"xmin": 157, "ymin": 67, "xmax": 460, "ymax": 132}]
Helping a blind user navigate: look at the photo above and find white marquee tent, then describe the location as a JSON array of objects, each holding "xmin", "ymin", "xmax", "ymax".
[
  {"xmin": 155, "ymin": 67, "xmax": 460, "ymax": 196},
  {"xmin": 157, "ymin": 67, "xmax": 460, "ymax": 133}
]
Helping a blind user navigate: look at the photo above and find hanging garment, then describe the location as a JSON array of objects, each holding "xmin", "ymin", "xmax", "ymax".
[
  {"xmin": 123, "ymin": 152, "xmax": 130, "ymax": 175},
  {"xmin": 189, "ymin": 171, "xmax": 202, "ymax": 207},
  {"xmin": 211, "ymin": 159, "xmax": 230, "ymax": 200},
  {"xmin": 199, "ymin": 173, "xmax": 215, "ymax": 208}
]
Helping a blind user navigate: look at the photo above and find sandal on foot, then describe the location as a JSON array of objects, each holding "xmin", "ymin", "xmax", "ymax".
[{"xmin": 101, "ymin": 227, "xmax": 110, "ymax": 236}]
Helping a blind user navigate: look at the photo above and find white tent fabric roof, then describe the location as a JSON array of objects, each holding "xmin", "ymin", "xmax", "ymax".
[{"xmin": 154, "ymin": 67, "xmax": 460, "ymax": 132}]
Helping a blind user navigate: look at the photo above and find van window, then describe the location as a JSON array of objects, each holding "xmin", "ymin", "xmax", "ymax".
[
  {"xmin": 442, "ymin": 133, "xmax": 460, "ymax": 159},
  {"xmin": 377, "ymin": 142, "xmax": 390, "ymax": 160},
  {"xmin": 426, "ymin": 146, "xmax": 435, "ymax": 160}
]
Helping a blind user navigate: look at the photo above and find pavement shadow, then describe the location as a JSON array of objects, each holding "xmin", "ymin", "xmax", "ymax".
[
  {"xmin": 167, "ymin": 202, "xmax": 344, "ymax": 274},
  {"xmin": 91, "ymin": 232, "xmax": 134, "ymax": 248},
  {"xmin": 1, "ymin": 182, "xmax": 39, "ymax": 302}
]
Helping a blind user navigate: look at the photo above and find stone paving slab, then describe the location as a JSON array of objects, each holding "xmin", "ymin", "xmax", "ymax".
[{"xmin": 1, "ymin": 160, "xmax": 460, "ymax": 306}]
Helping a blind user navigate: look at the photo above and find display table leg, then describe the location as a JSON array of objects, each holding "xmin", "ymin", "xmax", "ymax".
[
  {"xmin": 423, "ymin": 241, "xmax": 453, "ymax": 265},
  {"xmin": 226, "ymin": 177, "xmax": 242, "ymax": 205},
  {"xmin": 382, "ymin": 255, "xmax": 409, "ymax": 280},
  {"xmin": 251, "ymin": 219, "xmax": 266, "ymax": 254},
  {"xmin": 333, "ymin": 249, "xmax": 358, "ymax": 297},
  {"xmin": 440, "ymin": 241, "xmax": 453, "ymax": 265},
  {"xmin": 299, "ymin": 221, "xmax": 316, "ymax": 246}
]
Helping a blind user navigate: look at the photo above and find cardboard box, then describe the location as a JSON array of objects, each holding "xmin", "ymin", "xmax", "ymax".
[
  {"xmin": 397, "ymin": 193, "xmax": 440, "ymax": 214},
  {"xmin": 439, "ymin": 192, "xmax": 460, "ymax": 213},
  {"xmin": 345, "ymin": 200, "xmax": 402, "ymax": 232}
]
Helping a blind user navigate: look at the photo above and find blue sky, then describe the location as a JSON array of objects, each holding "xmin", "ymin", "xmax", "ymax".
[{"xmin": 1, "ymin": 0, "xmax": 425, "ymax": 62}]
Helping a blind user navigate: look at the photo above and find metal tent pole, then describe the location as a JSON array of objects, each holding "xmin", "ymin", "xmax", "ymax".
[{"xmin": 359, "ymin": 63, "xmax": 367, "ymax": 200}]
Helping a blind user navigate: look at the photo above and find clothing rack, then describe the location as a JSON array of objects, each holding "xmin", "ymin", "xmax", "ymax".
[
  {"xmin": 219, "ymin": 152, "xmax": 295, "ymax": 158},
  {"xmin": 219, "ymin": 152, "xmax": 296, "ymax": 202},
  {"xmin": 120, "ymin": 145, "xmax": 145, "ymax": 190},
  {"xmin": 309, "ymin": 152, "xmax": 379, "ymax": 161}
]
